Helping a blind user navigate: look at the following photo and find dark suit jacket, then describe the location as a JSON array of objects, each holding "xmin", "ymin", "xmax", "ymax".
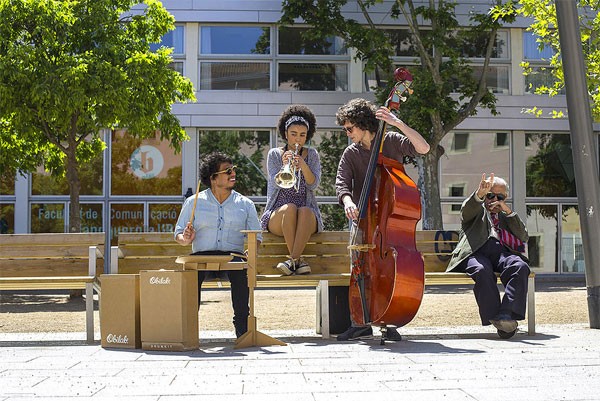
[{"xmin": 446, "ymin": 191, "xmax": 529, "ymax": 272}]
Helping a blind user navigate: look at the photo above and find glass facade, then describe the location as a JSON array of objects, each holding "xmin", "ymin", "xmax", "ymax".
[{"xmin": 111, "ymin": 130, "xmax": 182, "ymax": 196}]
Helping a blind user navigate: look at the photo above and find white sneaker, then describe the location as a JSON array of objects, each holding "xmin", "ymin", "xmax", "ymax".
[
  {"xmin": 276, "ymin": 259, "xmax": 295, "ymax": 276},
  {"xmin": 294, "ymin": 257, "xmax": 311, "ymax": 275}
]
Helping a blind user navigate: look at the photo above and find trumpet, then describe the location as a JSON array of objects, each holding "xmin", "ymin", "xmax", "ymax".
[{"xmin": 275, "ymin": 143, "xmax": 300, "ymax": 191}]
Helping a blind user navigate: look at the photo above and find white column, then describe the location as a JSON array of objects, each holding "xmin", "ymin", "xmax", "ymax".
[
  {"xmin": 182, "ymin": 127, "xmax": 198, "ymax": 197},
  {"xmin": 348, "ymin": 47, "xmax": 363, "ymax": 93},
  {"xmin": 511, "ymin": 130, "xmax": 527, "ymax": 221},
  {"xmin": 185, "ymin": 23, "xmax": 199, "ymax": 90},
  {"xmin": 14, "ymin": 173, "xmax": 29, "ymax": 233},
  {"xmin": 510, "ymin": 28, "xmax": 524, "ymax": 96}
]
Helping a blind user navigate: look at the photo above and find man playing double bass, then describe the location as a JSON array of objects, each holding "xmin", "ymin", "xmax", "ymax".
[{"xmin": 335, "ymin": 97, "xmax": 430, "ymax": 341}]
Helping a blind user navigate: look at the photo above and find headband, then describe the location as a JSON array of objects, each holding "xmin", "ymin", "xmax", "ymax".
[{"xmin": 284, "ymin": 115, "xmax": 309, "ymax": 131}]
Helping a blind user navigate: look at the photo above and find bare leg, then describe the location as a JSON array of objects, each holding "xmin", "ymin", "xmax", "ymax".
[
  {"xmin": 267, "ymin": 204, "xmax": 298, "ymax": 256},
  {"xmin": 290, "ymin": 207, "xmax": 317, "ymax": 259}
]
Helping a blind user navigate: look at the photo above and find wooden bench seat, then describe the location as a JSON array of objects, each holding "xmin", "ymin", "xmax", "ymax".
[
  {"xmin": 0, "ymin": 233, "xmax": 105, "ymax": 343},
  {"xmin": 111, "ymin": 230, "xmax": 535, "ymax": 337}
]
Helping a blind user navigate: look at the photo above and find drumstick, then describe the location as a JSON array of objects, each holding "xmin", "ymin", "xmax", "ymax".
[{"xmin": 188, "ymin": 179, "xmax": 201, "ymax": 225}]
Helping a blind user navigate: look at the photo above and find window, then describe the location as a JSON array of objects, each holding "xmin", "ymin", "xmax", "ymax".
[
  {"xmin": 522, "ymin": 31, "xmax": 562, "ymax": 95},
  {"xmin": 0, "ymin": 172, "xmax": 15, "ymax": 195},
  {"xmin": 199, "ymin": 26, "xmax": 271, "ymax": 91},
  {"xmin": 526, "ymin": 205, "xmax": 558, "ymax": 273},
  {"xmin": 150, "ymin": 25, "xmax": 185, "ymax": 54},
  {"xmin": 31, "ymin": 153, "xmax": 104, "ymax": 196},
  {"xmin": 198, "ymin": 25, "xmax": 348, "ymax": 92},
  {"xmin": 561, "ymin": 205, "xmax": 584, "ymax": 273},
  {"xmin": 278, "ymin": 27, "xmax": 346, "ymax": 55},
  {"xmin": 200, "ymin": 62, "xmax": 269, "ymax": 90},
  {"xmin": 495, "ymin": 132, "xmax": 509, "ymax": 148},
  {"xmin": 523, "ymin": 31, "xmax": 555, "ymax": 60},
  {"xmin": 387, "ymin": 29, "xmax": 422, "ymax": 57},
  {"xmin": 111, "ymin": 130, "xmax": 182, "ymax": 196},
  {"xmin": 150, "ymin": 25, "xmax": 185, "ymax": 74},
  {"xmin": 149, "ymin": 203, "xmax": 180, "ymax": 233},
  {"xmin": 364, "ymin": 28, "xmax": 423, "ymax": 91},
  {"xmin": 471, "ymin": 65, "xmax": 510, "ymax": 94},
  {"xmin": 198, "ymin": 129, "xmax": 270, "ymax": 197},
  {"xmin": 0, "ymin": 172, "xmax": 15, "ymax": 233},
  {"xmin": 110, "ymin": 203, "xmax": 144, "ymax": 241},
  {"xmin": 277, "ymin": 27, "xmax": 348, "ymax": 92},
  {"xmin": 451, "ymin": 133, "xmax": 470, "ymax": 152},
  {"xmin": 0, "ymin": 203, "xmax": 14, "ymax": 234},
  {"xmin": 31, "ymin": 203, "xmax": 65, "ymax": 233},
  {"xmin": 278, "ymin": 63, "xmax": 348, "ymax": 91},
  {"xmin": 525, "ymin": 133, "xmax": 576, "ymax": 197},
  {"xmin": 449, "ymin": 184, "xmax": 465, "ymax": 212},
  {"xmin": 80, "ymin": 203, "xmax": 103, "ymax": 234},
  {"xmin": 200, "ymin": 26, "xmax": 270, "ymax": 55},
  {"xmin": 460, "ymin": 30, "xmax": 509, "ymax": 59}
]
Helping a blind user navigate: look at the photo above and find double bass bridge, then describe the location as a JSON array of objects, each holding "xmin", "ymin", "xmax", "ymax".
[{"xmin": 347, "ymin": 244, "xmax": 376, "ymax": 252}]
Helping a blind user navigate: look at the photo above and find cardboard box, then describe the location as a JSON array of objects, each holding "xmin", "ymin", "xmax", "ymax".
[
  {"xmin": 100, "ymin": 274, "xmax": 141, "ymax": 349},
  {"xmin": 140, "ymin": 270, "xmax": 199, "ymax": 351}
]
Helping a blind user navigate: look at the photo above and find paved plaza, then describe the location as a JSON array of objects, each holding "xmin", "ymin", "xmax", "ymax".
[{"xmin": 1, "ymin": 323, "xmax": 599, "ymax": 400}]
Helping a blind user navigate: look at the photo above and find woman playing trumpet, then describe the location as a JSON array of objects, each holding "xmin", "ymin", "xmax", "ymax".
[{"xmin": 260, "ymin": 105, "xmax": 323, "ymax": 275}]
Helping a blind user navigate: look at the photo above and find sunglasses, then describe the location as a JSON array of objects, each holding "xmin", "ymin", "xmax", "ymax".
[
  {"xmin": 486, "ymin": 192, "xmax": 506, "ymax": 201},
  {"xmin": 213, "ymin": 165, "xmax": 237, "ymax": 176},
  {"xmin": 342, "ymin": 125, "xmax": 356, "ymax": 134}
]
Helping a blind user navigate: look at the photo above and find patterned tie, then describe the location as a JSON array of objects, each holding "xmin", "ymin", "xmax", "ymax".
[{"xmin": 491, "ymin": 213, "xmax": 527, "ymax": 254}]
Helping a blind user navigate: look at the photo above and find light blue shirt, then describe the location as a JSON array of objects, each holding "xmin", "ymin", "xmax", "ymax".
[{"xmin": 174, "ymin": 189, "xmax": 262, "ymax": 254}]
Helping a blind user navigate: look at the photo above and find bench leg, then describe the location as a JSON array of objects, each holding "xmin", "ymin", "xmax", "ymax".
[
  {"xmin": 85, "ymin": 282, "xmax": 94, "ymax": 343},
  {"xmin": 527, "ymin": 275, "xmax": 535, "ymax": 335},
  {"xmin": 319, "ymin": 280, "xmax": 330, "ymax": 339}
]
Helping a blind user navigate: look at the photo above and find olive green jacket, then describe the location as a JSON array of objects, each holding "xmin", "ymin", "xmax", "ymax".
[{"xmin": 446, "ymin": 191, "xmax": 529, "ymax": 272}]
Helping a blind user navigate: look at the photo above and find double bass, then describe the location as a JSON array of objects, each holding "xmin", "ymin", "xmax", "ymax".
[{"xmin": 348, "ymin": 67, "xmax": 424, "ymax": 344}]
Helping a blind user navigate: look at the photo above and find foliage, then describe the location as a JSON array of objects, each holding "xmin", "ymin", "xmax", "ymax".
[
  {"xmin": 519, "ymin": 0, "xmax": 600, "ymax": 121},
  {"xmin": 198, "ymin": 130, "xmax": 270, "ymax": 197},
  {"xmin": 280, "ymin": 0, "xmax": 518, "ymax": 229},
  {"xmin": 526, "ymin": 133, "xmax": 577, "ymax": 219},
  {"xmin": 315, "ymin": 132, "xmax": 349, "ymax": 230},
  {"xmin": 0, "ymin": 0, "xmax": 196, "ymax": 231}
]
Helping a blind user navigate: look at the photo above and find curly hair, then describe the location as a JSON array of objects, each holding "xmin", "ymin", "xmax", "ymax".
[
  {"xmin": 199, "ymin": 152, "xmax": 233, "ymax": 187},
  {"xmin": 335, "ymin": 98, "xmax": 379, "ymax": 134},
  {"xmin": 276, "ymin": 104, "xmax": 317, "ymax": 142}
]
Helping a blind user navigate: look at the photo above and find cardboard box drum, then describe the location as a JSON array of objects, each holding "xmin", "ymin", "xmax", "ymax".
[
  {"xmin": 140, "ymin": 270, "xmax": 199, "ymax": 351},
  {"xmin": 100, "ymin": 274, "xmax": 141, "ymax": 349}
]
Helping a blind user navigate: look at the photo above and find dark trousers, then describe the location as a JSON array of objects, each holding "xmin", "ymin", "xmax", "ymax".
[
  {"xmin": 461, "ymin": 238, "xmax": 530, "ymax": 325},
  {"xmin": 193, "ymin": 251, "xmax": 249, "ymax": 338}
]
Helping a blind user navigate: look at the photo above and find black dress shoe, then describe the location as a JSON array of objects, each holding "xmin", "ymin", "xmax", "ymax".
[
  {"xmin": 337, "ymin": 326, "xmax": 373, "ymax": 341},
  {"xmin": 385, "ymin": 327, "xmax": 402, "ymax": 341},
  {"xmin": 489, "ymin": 314, "xmax": 518, "ymax": 333}
]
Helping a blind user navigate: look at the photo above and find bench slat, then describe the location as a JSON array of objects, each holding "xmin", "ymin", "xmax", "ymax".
[
  {"xmin": 0, "ymin": 261, "xmax": 103, "ymax": 278},
  {"xmin": 0, "ymin": 233, "xmax": 104, "ymax": 246},
  {"xmin": 0, "ymin": 276, "xmax": 95, "ymax": 290}
]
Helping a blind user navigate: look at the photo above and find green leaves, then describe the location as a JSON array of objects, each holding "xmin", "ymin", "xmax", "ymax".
[
  {"xmin": 0, "ymin": 0, "xmax": 195, "ymax": 231},
  {"xmin": 519, "ymin": 0, "xmax": 600, "ymax": 121}
]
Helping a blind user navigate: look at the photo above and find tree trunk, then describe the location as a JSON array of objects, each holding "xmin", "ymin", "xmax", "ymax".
[
  {"xmin": 418, "ymin": 146, "xmax": 444, "ymax": 230},
  {"xmin": 65, "ymin": 146, "xmax": 81, "ymax": 233}
]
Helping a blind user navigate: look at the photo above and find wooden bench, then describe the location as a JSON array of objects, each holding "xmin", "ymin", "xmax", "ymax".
[
  {"xmin": 111, "ymin": 230, "xmax": 535, "ymax": 337},
  {"xmin": 0, "ymin": 233, "xmax": 105, "ymax": 343}
]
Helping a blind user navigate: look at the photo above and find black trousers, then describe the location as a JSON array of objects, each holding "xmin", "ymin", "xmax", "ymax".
[
  {"xmin": 460, "ymin": 238, "xmax": 530, "ymax": 325},
  {"xmin": 192, "ymin": 251, "xmax": 249, "ymax": 338}
]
